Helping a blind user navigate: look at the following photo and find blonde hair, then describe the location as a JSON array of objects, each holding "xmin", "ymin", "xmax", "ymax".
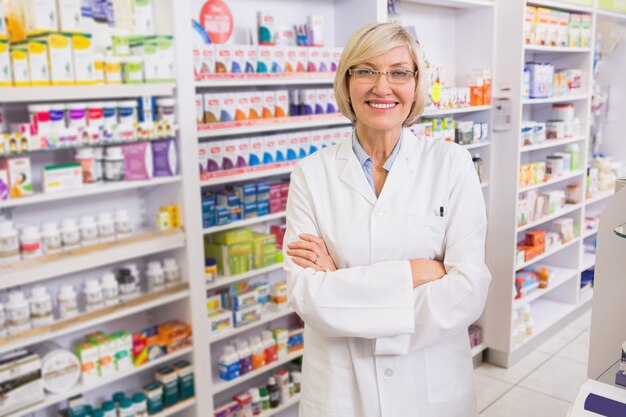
[{"xmin": 334, "ymin": 23, "xmax": 427, "ymax": 126}]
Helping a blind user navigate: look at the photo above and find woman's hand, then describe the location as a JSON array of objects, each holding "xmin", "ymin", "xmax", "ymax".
[
  {"xmin": 286, "ymin": 233, "xmax": 338, "ymax": 272},
  {"xmin": 410, "ymin": 259, "xmax": 447, "ymax": 288}
]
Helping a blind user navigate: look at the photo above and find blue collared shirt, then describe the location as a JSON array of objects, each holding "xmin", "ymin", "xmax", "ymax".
[{"xmin": 352, "ymin": 130, "xmax": 402, "ymax": 194}]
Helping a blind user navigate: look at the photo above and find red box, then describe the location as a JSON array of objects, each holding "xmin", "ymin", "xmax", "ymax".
[{"xmin": 526, "ymin": 230, "xmax": 546, "ymax": 246}]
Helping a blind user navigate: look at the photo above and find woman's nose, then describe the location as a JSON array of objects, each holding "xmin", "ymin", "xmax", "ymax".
[{"xmin": 371, "ymin": 73, "xmax": 393, "ymax": 94}]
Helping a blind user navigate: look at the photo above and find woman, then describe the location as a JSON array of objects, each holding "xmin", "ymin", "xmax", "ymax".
[{"xmin": 284, "ymin": 23, "xmax": 491, "ymax": 417}]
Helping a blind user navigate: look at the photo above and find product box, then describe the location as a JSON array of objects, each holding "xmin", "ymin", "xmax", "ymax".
[
  {"xmin": 205, "ymin": 140, "xmax": 223, "ymax": 172},
  {"xmin": 270, "ymin": 282, "xmax": 288, "ymax": 309},
  {"xmin": 298, "ymin": 132, "xmax": 310, "ymax": 158},
  {"xmin": 275, "ymin": 135, "xmax": 288, "ymax": 161},
  {"xmin": 195, "ymin": 94, "xmax": 204, "ymax": 124},
  {"xmin": 271, "ymin": 46, "xmax": 285, "ymax": 73},
  {"xmin": 143, "ymin": 382, "xmax": 165, "ymax": 415},
  {"xmin": 249, "ymin": 136, "xmax": 264, "ymax": 166},
  {"xmin": 27, "ymin": 39, "xmax": 50, "ymax": 86},
  {"xmin": 93, "ymin": 335, "xmax": 117, "ymax": 378},
  {"xmin": 150, "ymin": 35, "xmax": 175, "ymax": 81},
  {"xmin": 131, "ymin": 38, "xmax": 160, "ymax": 82},
  {"xmin": 172, "ymin": 360, "xmax": 195, "ymax": 400},
  {"xmin": 524, "ymin": 6, "xmax": 536, "ymax": 44},
  {"xmin": 123, "ymin": 142, "xmax": 153, "ymax": 180},
  {"xmin": 242, "ymin": 45, "xmax": 257, "ymax": 73},
  {"xmin": 208, "ymin": 309, "xmax": 232, "ymax": 333},
  {"xmin": 276, "ymin": 26, "xmax": 296, "ymax": 46},
  {"xmin": 527, "ymin": 62, "xmax": 554, "ymax": 98},
  {"xmin": 151, "ymin": 139, "xmax": 178, "ymax": 177},
  {"xmin": 155, "ymin": 366, "xmax": 180, "ymax": 408},
  {"xmin": 75, "ymin": 342, "xmax": 100, "ymax": 384},
  {"xmin": 42, "ymin": 163, "xmax": 82, "ymax": 193},
  {"xmin": 224, "ymin": 287, "xmax": 259, "ymax": 311},
  {"xmin": 2, "ymin": 157, "xmax": 33, "ymax": 198},
  {"xmin": 581, "ymin": 14, "xmax": 592, "ymax": 48},
  {"xmin": 57, "ymin": 0, "xmax": 82, "ymax": 31},
  {"xmin": 0, "ymin": 169, "xmax": 8, "ymax": 201},
  {"xmin": 295, "ymin": 47, "xmax": 308, "ymax": 72},
  {"xmin": 31, "ymin": 32, "xmax": 74, "ymax": 85},
  {"xmin": 552, "ymin": 217, "xmax": 574, "ymax": 242},
  {"xmin": 569, "ymin": 14, "xmax": 581, "ymax": 48},
  {"xmin": 10, "ymin": 44, "xmax": 30, "ymax": 86},
  {"xmin": 220, "ymin": 94, "xmax": 236, "ymax": 122},
  {"xmin": 307, "ymin": 15, "xmax": 324, "ymax": 47},
  {"xmin": 284, "ymin": 46, "xmax": 298, "ymax": 73},
  {"xmin": 71, "ymin": 33, "xmax": 94, "ymax": 84},
  {"xmin": 203, "ymin": 94, "xmax": 220, "ymax": 123},
  {"xmin": 205, "ymin": 240, "xmax": 252, "ymax": 276},
  {"xmin": 158, "ymin": 320, "xmax": 192, "ymax": 352},
  {"xmin": 24, "ymin": 0, "xmax": 58, "ymax": 32},
  {"xmin": 0, "ymin": 349, "xmax": 44, "ymax": 416},
  {"xmin": 307, "ymin": 47, "xmax": 322, "ymax": 72},
  {"xmin": 231, "ymin": 44, "xmax": 245, "ymax": 73},
  {"xmin": 287, "ymin": 133, "xmax": 300, "ymax": 160},
  {"xmin": 211, "ymin": 228, "xmax": 253, "ymax": 245},
  {"xmin": 321, "ymin": 130, "xmax": 333, "ymax": 149},
  {"xmin": 132, "ymin": 0, "xmax": 155, "ymax": 34},
  {"xmin": 315, "ymin": 89, "xmax": 328, "ymax": 114},
  {"xmin": 231, "ymin": 138, "xmax": 250, "ymax": 168},
  {"xmin": 199, "ymin": 43, "xmax": 216, "ymax": 76},
  {"xmin": 263, "ymin": 135, "xmax": 277, "ymax": 164},
  {"xmin": 320, "ymin": 48, "xmax": 332, "ymax": 72},
  {"xmin": 535, "ymin": 8, "xmax": 550, "ymax": 46},
  {"xmin": 235, "ymin": 93, "xmax": 250, "ymax": 121},
  {"xmin": 275, "ymin": 90, "xmax": 289, "ymax": 117},
  {"xmin": 249, "ymin": 92, "xmax": 263, "ymax": 120},
  {"xmin": 0, "ymin": 38, "xmax": 12, "ymax": 87},
  {"xmin": 557, "ymin": 11, "xmax": 570, "ymax": 47},
  {"xmin": 301, "ymin": 89, "xmax": 316, "ymax": 115},
  {"xmin": 257, "ymin": 11, "xmax": 276, "ymax": 45},
  {"xmin": 233, "ymin": 304, "xmax": 262, "ymax": 327},
  {"xmin": 113, "ymin": 331, "xmax": 133, "ymax": 373},
  {"xmin": 257, "ymin": 46, "xmax": 272, "ymax": 73},
  {"xmin": 262, "ymin": 91, "xmax": 275, "ymax": 118},
  {"xmin": 215, "ymin": 43, "xmax": 231, "ymax": 73},
  {"xmin": 221, "ymin": 141, "xmax": 237, "ymax": 170},
  {"xmin": 309, "ymin": 131, "xmax": 323, "ymax": 154}
]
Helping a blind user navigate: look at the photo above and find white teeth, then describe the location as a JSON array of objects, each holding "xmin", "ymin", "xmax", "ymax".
[{"xmin": 368, "ymin": 102, "xmax": 396, "ymax": 109}]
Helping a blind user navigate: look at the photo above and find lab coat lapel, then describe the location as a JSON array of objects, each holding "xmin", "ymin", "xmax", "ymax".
[
  {"xmin": 336, "ymin": 138, "xmax": 377, "ymax": 206},
  {"xmin": 377, "ymin": 128, "xmax": 419, "ymax": 203}
]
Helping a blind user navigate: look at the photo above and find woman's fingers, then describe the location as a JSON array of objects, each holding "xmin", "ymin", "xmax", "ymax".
[
  {"xmin": 291, "ymin": 255, "xmax": 323, "ymax": 271},
  {"xmin": 286, "ymin": 248, "xmax": 317, "ymax": 263},
  {"xmin": 287, "ymin": 240, "xmax": 319, "ymax": 253}
]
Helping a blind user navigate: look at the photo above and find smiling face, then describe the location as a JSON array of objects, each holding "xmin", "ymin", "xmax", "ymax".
[{"xmin": 348, "ymin": 46, "xmax": 417, "ymax": 139}]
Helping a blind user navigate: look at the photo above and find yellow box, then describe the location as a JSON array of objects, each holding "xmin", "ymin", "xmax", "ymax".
[
  {"xmin": 10, "ymin": 43, "xmax": 30, "ymax": 86},
  {"xmin": 31, "ymin": 32, "xmax": 74, "ymax": 85},
  {"xmin": 71, "ymin": 33, "xmax": 95, "ymax": 85},
  {"xmin": 0, "ymin": 38, "xmax": 11, "ymax": 86},
  {"xmin": 160, "ymin": 205, "xmax": 180, "ymax": 228},
  {"xmin": 27, "ymin": 39, "xmax": 50, "ymax": 86}
]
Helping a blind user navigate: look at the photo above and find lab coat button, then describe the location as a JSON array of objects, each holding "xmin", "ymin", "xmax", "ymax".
[
  {"xmin": 384, "ymin": 368, "xmax": 393, "ymax": 378},
  {"xmin": 375, "ymin": 209, "xmax": 384, "ymax": 216}
]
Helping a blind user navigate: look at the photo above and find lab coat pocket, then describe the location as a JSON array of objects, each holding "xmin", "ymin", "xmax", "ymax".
[
  {"xmin": 405, "ymin": 214, "xmax": 445, "ymax": 259},
  {"xmin": 424, "ymin": 331, "xmax": 475, "ymax": 403}
]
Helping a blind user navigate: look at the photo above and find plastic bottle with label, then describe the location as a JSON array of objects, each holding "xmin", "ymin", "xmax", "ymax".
[
  {"xmin": 117, "ymin": 268, "xmax": 138, "ymax": 301},
  {"xmin": 114, "ymin": 209, "xmax": 133, "ymax": 238},
  {"xmin": 146, "ymin": 260, "xmax": 165, "ymax": 292},
  {"xmin": 162, "ymin": 258, "xmax": 181, "ymax": 288},
  {"xmin": 132, "ymin": 392, "xmax": 148, "ymax": 417},
  {"xmin": 60, "ymin": 218, "xmax": 81, "ymax": 250},
  {"xmin": 262, "ymin": 330, "xmax": 278, "ymax": 364},
  {"xmin": 97, "ymin": 212, "xmax": 116, "ymax": 242},
  {"xmin": 236, "ymin": 340, "xmax": 253, "ymax": 375},
  {"xmin": 79, "ymin": 215, "xmax": 99, "ymax": 246},
  {"xmin": 104, "ymin": 146, "xmax": 124, "ymax": 182},
  {"xmin": 0, "ymin": 221, "xmax": 20, "ymax": 264},
  {"xmin": 76, "ymin": 148, "xmax": 97, "ymax": 184},
  {"xmin": 84, "ymin": 279, "xmax": 104, "ymax": 312},
  {"xmin": 259, "ymin": 387, "xmax": 270, "ymax": 410},
  {"xmin": 29, "ymin": 285, "xmax": 54, "ymax": 326},
  {"xmin": 118, "ymin": 397, "xmax": 135, "ymax": 417},
  {"xmin": 20, "ymin": 226, "xmax": 42, "ymax": 259},
  {"xmin": 93, "ymin": 146, "xmax": 105, "ymax": 183},
  {"xmin": 250, "ymin": 388, "xmax": 262, "ymax": 415},
  {"xmin": 41, "ymin": 222, "xmax": 62, "ymax": 254},
  {"xmin": 101, "ymin": 272, "xmax": 120, "ymax": 306},
  {"xmin": 250, "ymin": 336, "xmax": 266, "ymax": 370},
  {"xmin": 268, "ymin": 376, "xmax": 280, "ymax": 408},
  {"xmin": 57, "ymin": 284, "xmax": 78, "ymax": 319},
  {"xmin": 219, "ymin": 345, "xmax": 241, "ymax": 381},
  {"xmin": 6, "ymin": 290, "xmax": 31, "ymax": 334}
]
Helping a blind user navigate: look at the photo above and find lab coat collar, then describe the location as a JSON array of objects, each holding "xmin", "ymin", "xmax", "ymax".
[{"xmin": 336, "ymin": 127, "xmax": 421, "ymax": 206}]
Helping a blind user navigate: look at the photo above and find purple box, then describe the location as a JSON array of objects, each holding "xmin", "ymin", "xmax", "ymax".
[
  {"xmin": 151, "ymin": 139, "xmax": 178, "ymax": 177},
  {"xmin": 123, "ymin": 142, "xmax": 153, "ymax": 180}
]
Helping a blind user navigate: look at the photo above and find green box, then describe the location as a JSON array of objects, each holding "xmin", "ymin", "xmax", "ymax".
[
  {"xmin": 211, "ymin": 228, "xmax": 253, "ymax": 245},
  {"xmin": 205, "ymin": 241, "xmax": 252, "ymax": 276},
  {"xmin": 155, "ymin": 366, "xmax": 180, "ymax": 408}
]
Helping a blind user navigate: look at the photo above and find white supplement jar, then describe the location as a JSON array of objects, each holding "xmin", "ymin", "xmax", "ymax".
[
  {"xmin": 0, "ymin": 221, "xmax": 20, "ymax": 264},
  {"xmin": 101, "ymin": 272, "xmax": 119, "ymax": 306},
  {"xmin": 97, "ymin": 212, "xmax": 115, "ymax": 242},
  {"xmin": 104, "ymin": 146, "xmax": 124, "ymax": 182},
  {"xmin": 29, "ymin": 285, "xmax": 54, "ymax": 327},
  {"xmin": 79, "ymin": 215, "xmax": 99, "ymax": 246},
  {"xmin": 60, "ymin": 218, "xmax": 81, "ymax": 250},
  {"xmin": 146, "ymin": 260, "xmax": 165, "ymax": 292},
  {"xmin": 163, "ymin": 258, "xmax": 181, "ymax": 288},
  {"xmin": 75, "ymin": 147, "xmax": 97, "ymax": 184},
  {"xmin": 57, "ymin": 284, "xmax": 78, "ymax": 319},
  {"xmin": 114, "ymin": 209, "xmax": 132, "ymax": 238},
  {"xmin": 6, "ymin": 290, "xmax": 31, "ymax": 335},
  {"xmin": 83, "ymin": 279, "xmax": 104, "ymax": 312},
  {"xmin": 41, "ymin": 222, "xmax": 62, "ymax": 254},
  {"xmin": 19, "ymin": 225, "xmax": 42, "ymax": 259}
]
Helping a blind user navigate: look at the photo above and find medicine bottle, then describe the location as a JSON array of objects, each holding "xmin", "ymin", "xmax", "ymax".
[
  {"xmin": 86, "ymin": 102, "xmax": 104, "ymax": 129},
  {"xmin": 124, "ymin": 262, "xmax": 140, "ymax": 290},
  {"xmin": 146, "ymin": 260, "xmax": 165, "ymax": 293},
  {"xmin": 162, "ymin": 258, "xmax": 181, "ymax": 288},
  {"xmin": 101, "ymin": 272, "xmax": 119, "ymax": 306},
  {"xmin": 262, "ymin": 330, "xmax": 278, "ymax": 364},
  {"xmin": 83, "ymin": 279, "xmax": 104, "ymax": 312},
  {"xmin": 236, "ymin": 339, "xmax": 253, "ymax": 375},
  {"xmin": 6, "ymin": 290, "xmax": 31, "ymax": 335},
  {"xmin": 19, "ymin": 226, "xmax": 42, "ymax": 259},
  {"xmin": 75, "ymin": 148, "xmax": 97, "ymax": 184},
  {"xmin": 118, "ymin": 397, "xmax": 135, "ymax": 417},
  {"xmin": 104, "ymin": 146, "xmax": 124, "ymax": 182},
  {"xmin": 218, "ymin": 345, "xmax": 241, "ymax": 381},
  {"xmin": 101, "ymin": 401, "xmax": 116, "ymax": 417},
  {"xmin": 117, "ymin": 268, "xmax": 138, "ymax": 301},
  {"xmin": 250, "ymin": 388, "xmax": 262, "ymax": 415},
  {"xmin": 259, "ymin": 387, "xmax": 270, "ymax": 410},
  {"xmin": 57, "ymin": 284, "xmax": 78, "ymax": 319},
  {"xmin": 49, "ymin": 103, "xmax": 66, "ymax": 132},
  {"xmin": 79, "ymin": 215, "xmax": 99, "ymax": 246},
  {"xmin": 60, "ymin": 218, "xmax": 81, "ymax": 250},
  {"xmin": 93, "ymin": 146, "xmax": 105, "ymax": 183},
  {"xmin": 97, "ymin": 212, "xmax": 115, "ymax": 242},
  {"xmin": 41, "ymin": 222, "xmax": 62, "ymax": 254},
  {"xmin": 29, "ymin": 285, "xmax": 53, "ymax": 327},
  {"xmin": 0, "ymin": 221, "xmax": 20, "ymax": 264},
  {"xmin": 114, "ymin": 209, "xmax": 133, "ymax": 238},
  {"xmin": 117, "ymin": 100, "xmax": 138, "ymax": 125},
  {"xmin": 67, "ymin": 103, "xmax": 87, "ymax": 129},
  {"xmin": 250, "ymin": 336, "xmax": 266, "ymax": 370},
  {"xmin": 267, "ymin": 376, "xmax": 280, "ymax": 408},
  {"xmin": 132, "ymin": 392, "xmax": 148, "ymax": 417},
  {"xmin": 291, "ymin": 371, "xmax": 301, "ymax": 394},
  {"xmin": 156, "ymin": 98, "xmax": 176, "ymax": 125},
  {"xmin": 0, "ymin": 302, "xmax": 7, "ymax": 337},
  {"xmin": 102, "ymin": 101, "xmax": 117, "ymax": 129},
  {"xmin": 205, "ymin": 258, "xmax": 218, "ymax": 283}
]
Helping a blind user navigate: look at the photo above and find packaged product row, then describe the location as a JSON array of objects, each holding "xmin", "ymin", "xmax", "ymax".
[
  {"xmin": 0, "ymin": 0, "xmax": 159, "ymax": 36},
  {"xmin": 411, "ymin": 118, "xmax": 489, "ymax": 145},
  {"xmin": 521, "ymin": 103, "xmax": 582, "ymax": 146},
  {"xmin": 194, "ymin": 44, "xmax": 342, "ymax": 79},
  {"xmin": 516, "ymin": 220, "xmax": 578, "ymax": 266},
  {"xmin": 515, "ymin": 265, "xmax": 556, "ymax": 300},
  {"xmin": 523, "ymin": 62, "xmax": 582, "ymax": 99},
  {"xmin": 197, "ymin": 89, "xmax": 338, "ymax": 125},
  {"xmin": 524, "ymin": 6, "xmax": 592, "ymax": 48},
  {"xmin": 425, "ymin": 66, "xmax": 492, "ymax": 110},
  {"xmin": 205, "ymin": 227, "xmax": 285, "ymax": 279},
  {"xmin": 0, "ymin": 97, "xmax": 176, "ymax": 154},
  {"xmin": 0, "ymin": 139, "xmax": 178, "ymax": 200},
  {"xmin": 512, "ymin": 304, "xmax": 534, "ymax": 349},
  {"xmin": 0, "ymin": 257, "xmax": 183, "ymax": 336},
  {"xmin": 586, "ymin": 156, "xmax": 618, "ymax": 200},
  {"xmin": 214, "ymin": 369, "xmax": 302, "ymax": 416},
  {"xmin": 198, "ymin": 127, "xmax": 351, "ymax": 178},
  {"xmin": 518, "ymin": 145, "xmax": 582, "ymax": 188},
  {"xmin": 217, "ymin": 325, "xmax": 303, "ymax": 382},
  {"xmin": 202, "ymin": 180, "xmax": 289, "ymax": 228},
  {"xmin": 0, "ymin": 320, "xmax": 192, "ymax": 416},
  {"xmin": 517, "ymin": 185, "xmax": 581, "ymax": 228}
]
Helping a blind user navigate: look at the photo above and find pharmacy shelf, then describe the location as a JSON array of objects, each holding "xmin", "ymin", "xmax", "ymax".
[
  {"xmin": 259, "ymin": 394, "xmax": 301, "ymax": 417},
  {"xmin": 596, "ymin": 9, "xmax": 626, "ymax": 22},
  {"xmin": 516, "ymin": 236, "xmax": 581, "ymax": 270},
  {"xmin": 518, "ymin": 170, "xmax": 584, "ymax": 193},
  {"xmin": 198, "ymin": 114, "xmax": 351, "ymax": 138},
  {"xmin": 512, "ymin": 265, "xmax": 579, "ymax": 309},
  {"xmin": 586, "ymin": 190, "xmax": 614, "ymax": 206},
  {"xmin": 3, "ymin": 347, "xmax": 193, "ymax": 417},
  {"xmin": 0, "ymin": 83, "xmax": 176, "ymax": 103},
  {"xmin": 520, "ymin": 136, "xmax": 586, "ymax": 153},
  {"xmin": 209, "ymin": 308, "xmax": 294, "ymax": 343},
  {"xmin": 523, "ymin": 44, "xmax": 591, "ymax": 53},
  {"xmin": 0, "ymin": 229, "xmax": 185, "ymax": 289},
  {"xmin": 401, "ymin": 0, "xmax": 494, "ymax": 8},
  {"xmin": 155, "ymin": 398, "xmax": 198, "ymax": 417},
  {"xmin": 196, "ymin": 73, "xmax": 334, "ymax": 87},
  {"xmin": 203, "ymin": 211, "xmax": 286, "ymax": 235},
  {"xmin": 212, "ymin": 351, "xmax": 303, "ymax": 395},
  {"xmin": 471, "ymin": 343, "xmax": 486, "ymax": 357},
  {"xmin": 207, "ymin": 263, "xmax": 285, "ymax": 291},
  {"xmin": 527, "ymin": 0, "xmax": 593, "ymax": 13},
  {"xmin": 0, "ymin": 176, "xmax": 181, "ymax": 209},
  {"xmin": 0, "ymin": 285, "xmax": 189, "ymax": 355},
  {"xmin": 522, "ymin": 94, "xmax": 590, "ymax": 105},
  {"xmin": 517, "ymin": 203, "xmax": 582, "ymax": 233},
  {"xmin": 422, "ymin": 105, "xmax": 491, "ymax": 117},
  {"xmin": 200, "ymin": 164, "xmax": 295, "ymax": 187},
  {"xmin": 581, "ymin": 251, "xmax": 596, "ymax": 272},
  {"xmin": 464, "ymin": 141, "xmax": 491, "ymax": 150},
  {"xmin": 583, "ymin": 227, "xmax": 598, "ymax": 239}
]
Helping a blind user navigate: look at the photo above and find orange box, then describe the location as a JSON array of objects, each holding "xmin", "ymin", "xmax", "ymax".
[
  {"xmin": 524, "ymin": 243, "xmax": 545, "ymax": 261},
  {"xmin": 526, "ymin": 230, "xmax": 546, "ymax": 246},
  {"xmin": 158, "ymin": 320, "xmax": 192, "ymax": 353}
]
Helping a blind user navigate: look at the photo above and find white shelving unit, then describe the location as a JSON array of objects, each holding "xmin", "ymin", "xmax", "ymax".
[{"xmin": 0, "ymin": 84, "xmax": 176, "ymax": 102}]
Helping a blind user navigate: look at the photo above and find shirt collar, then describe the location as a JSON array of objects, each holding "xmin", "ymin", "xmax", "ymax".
[{"xmin": 351, "ymin": 129, "xmax": 403, "ymax": 172}]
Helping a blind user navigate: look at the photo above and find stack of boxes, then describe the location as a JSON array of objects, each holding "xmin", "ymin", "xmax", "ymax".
[
  {"xmin": 411, "ymin": 118, "xmax": 488, "ymax": 145},
  {"xmin": 524, "ymin": 6, "xmax": 592, "ymax": 48},
  {"xmin": 0, "ymin": 349, "xmax": 44, "ymax": 416},
  {"xmin": 516, "ymin": 218, "xmax": 576, "ymax": 266}
]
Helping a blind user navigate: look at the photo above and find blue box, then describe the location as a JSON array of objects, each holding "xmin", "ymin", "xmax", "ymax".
[
  {"xmin": 257, "ymin": 200, "xmax": 269, "ymax": 216},
  {"xmin": 243, "ymin": 201, "xmax": 258, "ymax": 219},
  {"xmin": 256, "ymin": 182, "xmax": 270, "ymax": 201}
]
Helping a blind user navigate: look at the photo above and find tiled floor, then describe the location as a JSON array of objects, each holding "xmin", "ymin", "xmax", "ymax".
[{"xmin": 475, "ymin": 309, "xmax": 592, "ymax": 417}]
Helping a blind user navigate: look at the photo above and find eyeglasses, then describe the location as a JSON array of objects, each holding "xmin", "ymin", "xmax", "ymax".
[{"xmin": 348, "ymin": 68, "xmax": 418, "ymax": 84}]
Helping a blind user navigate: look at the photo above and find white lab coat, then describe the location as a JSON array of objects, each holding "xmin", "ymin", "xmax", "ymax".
[{"xmin": 284, "ymin": 128, "xmax": 491, "ymax": 417}]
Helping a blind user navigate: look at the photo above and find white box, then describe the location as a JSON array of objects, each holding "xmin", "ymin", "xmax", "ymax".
[
  {"xmin": 310, "ymin": 131, "xmax": 323, "ymax": 154},
  {"xmin": 195, "ymin": 94, "xmax": 204, "ymax": 124},
  {"xmin": 275, "ymin": 90, "xmax": 288, "ymax": 118},
  {"xmin": 57, "ymin": 0, "xmax": 82, "ymax": 31},
  {"xmin": 275, "ymin": 134, "xmax": 288, "ymax": 162},
  {"xmin": 24, "ymin": 0, "xmax": 58, "ymax": 32},
  {"xmin": 203, "ymin": 93, "xmax": 220, "ymax": 123},
  {"xmin": 249, "ymin": 137, "xmax": 263, "ymax": 166},
  {"xmin": 43, "ymin": 163, "xmax": 83, "ymax": 193},
  {"xmin": 132, "ymin": 0, "xmax": 154, "ymax": 34},
  {"xmin": 215, "ymin": 44, "xmax": 231, "ymax": 74},
  {"xmin": 71, "ymin": 33, "xmax": 94, "ymax": 85},
  {"xmin": 263, "ymin": 135, "xmax": 277, "ymax": 164},
  {"xmin": 0, "ymin": 350, "xmax": 44, "ymax": 416}
]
